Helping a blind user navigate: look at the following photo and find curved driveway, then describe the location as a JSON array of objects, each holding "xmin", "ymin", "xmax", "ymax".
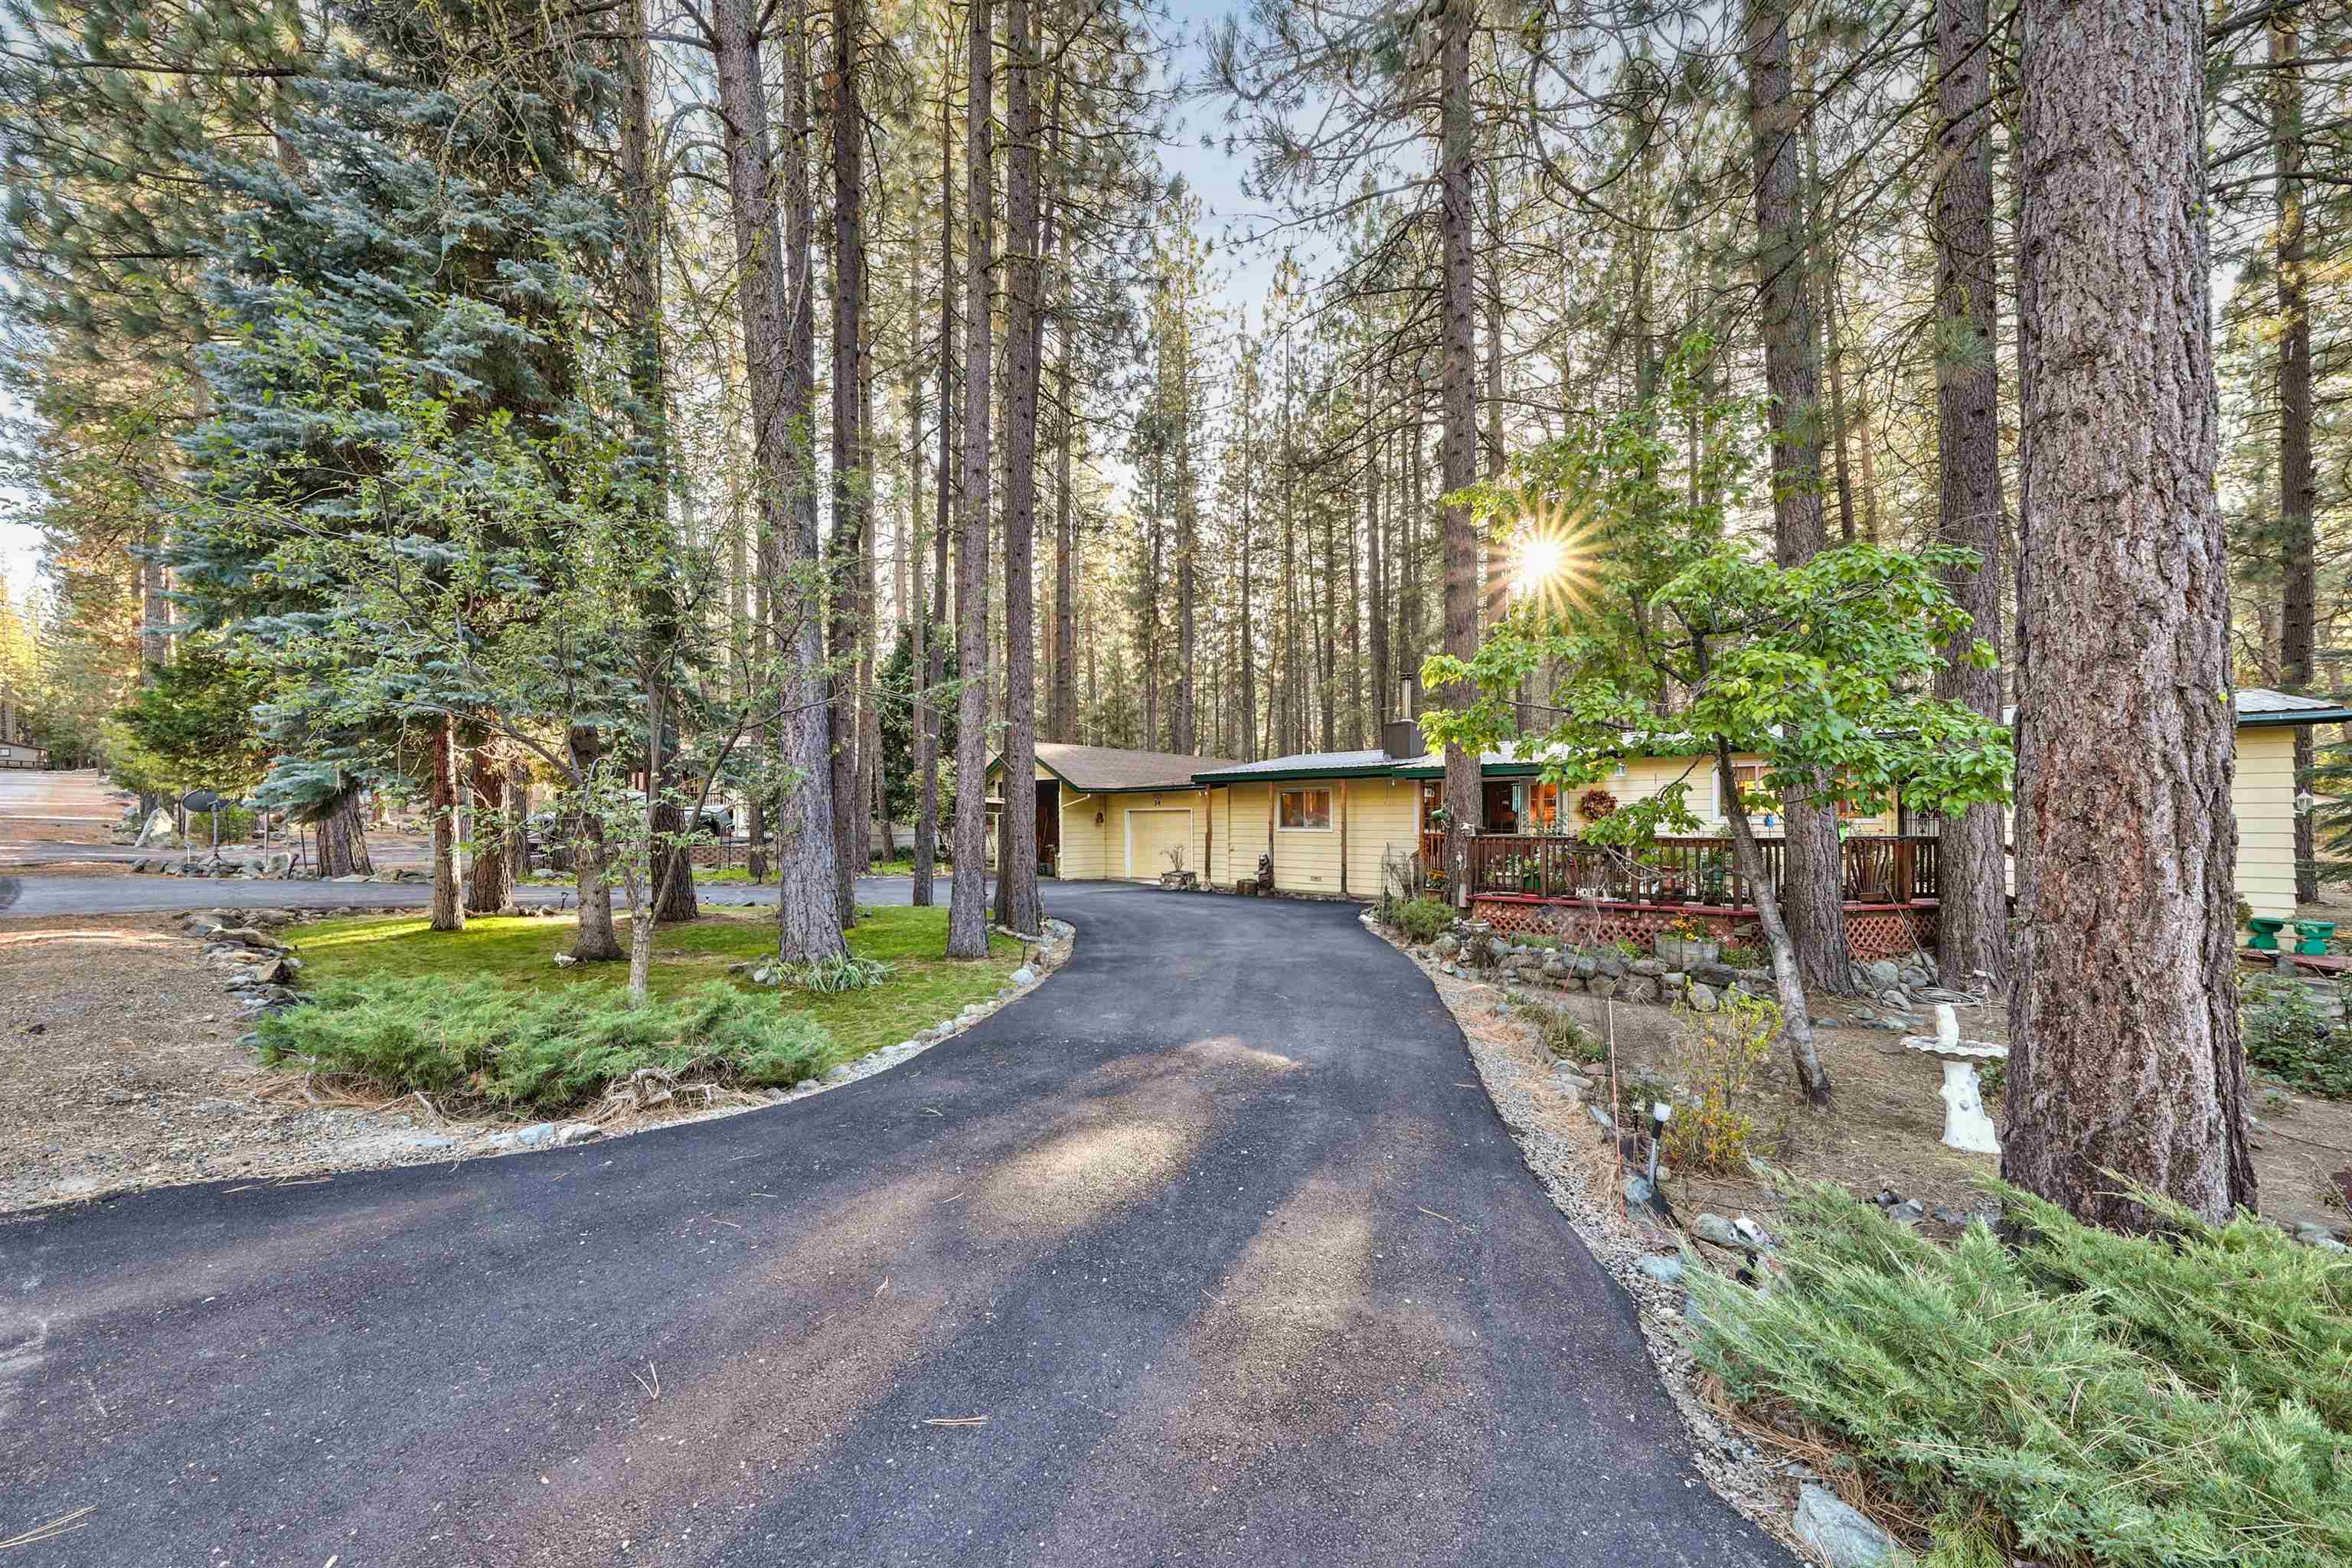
[{"xmin": 1, "ymin": 884, "xmax": 1788, "ymax": 1566}]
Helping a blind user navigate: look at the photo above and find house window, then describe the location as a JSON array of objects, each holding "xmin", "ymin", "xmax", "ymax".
[
  {"xmin": 1277, "ymin": 787, "xmax": 1332, "ymax": 831},
  {"xmin": 1714, "ymin": 762, "xmax": 1777, "ymax": 822}
]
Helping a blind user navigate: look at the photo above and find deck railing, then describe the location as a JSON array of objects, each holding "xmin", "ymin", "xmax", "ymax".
[{"xmin": 1419, "ymin": 831, "xmax": 1939, "ymax": 906}]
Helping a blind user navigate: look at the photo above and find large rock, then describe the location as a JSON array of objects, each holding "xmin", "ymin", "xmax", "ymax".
[
  {"xmin": 1864, "ymin": 959, "xmax": 1901, "ymax": 991},
  {"xmin": 1586, "ymin": 974, "xmax": 1621, "ymax": 1001},
  {"xmin": 132, "ymin": 808, "xmax": 177, "ymax": 848},
  {"xmin": 1635, "ymin": 1253, "xmax": 1685, "ymax": 1288},
  {"xmin": 1793, "ymin": 1485, "xmax": 1905, "ymax": 1568},
  {"xmin": 1686, "ymin": 982, "xmax": 1719, "ymax": 1012},
  {"xmin": 1622, "ymin": 975, "xmax": 1661, "ymax": 1005},
  {"xmin": 213, "ymin": 926, "xmax": 291, "ymax": 953},
  {"xmin": 1629, "ymin": 958, "xmax": 1664, "ymax": 978},
  {"xmin": 1595, "ymin": 955, "xmax": 1626, "ymax": 980},
  {"xmin": 1432, "ymin": 933, "xmax": 1461, "ymax": 959}
]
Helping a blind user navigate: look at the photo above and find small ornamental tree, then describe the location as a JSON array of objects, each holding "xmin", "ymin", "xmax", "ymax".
[{"xmin": 1418, "ymin": 355, "xmax": 2011, "ymax": 1103}]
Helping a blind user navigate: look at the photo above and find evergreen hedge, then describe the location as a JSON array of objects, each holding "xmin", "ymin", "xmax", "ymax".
[
  {"xmin": 257, "ymin": 975, "xmax": 831, "ymax": 1113},
  {"xmin": 1690, "ymin": 1181, "xmax": 2352, "ymax": 1567}
]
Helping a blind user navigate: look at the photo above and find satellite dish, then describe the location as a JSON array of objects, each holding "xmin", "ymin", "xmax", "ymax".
[{"xmin": 180, "ymin": 789, "xmax": 223, "ymax": 812}]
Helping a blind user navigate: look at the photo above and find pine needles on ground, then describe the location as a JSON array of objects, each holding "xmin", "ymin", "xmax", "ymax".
[{"xmin": 1689, "ymin": 1181, "xmax": 2352, "ymax": 1567}]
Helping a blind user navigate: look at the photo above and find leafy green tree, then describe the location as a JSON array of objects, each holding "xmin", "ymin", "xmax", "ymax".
[{"xmin": 1419, "ymin": 358, "xmax": 2011, "ymax": 1103}]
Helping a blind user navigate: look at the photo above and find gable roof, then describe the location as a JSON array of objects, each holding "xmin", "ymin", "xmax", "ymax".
[{"xmin": 1021, "ymin": 743, "xmax": 1242, "ymax": 792}]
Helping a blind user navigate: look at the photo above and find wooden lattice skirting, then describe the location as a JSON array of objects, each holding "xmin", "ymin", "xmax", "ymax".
[{"xmin": 1468, "ymin": 896, "xmax": 1938, "ymax": 962}]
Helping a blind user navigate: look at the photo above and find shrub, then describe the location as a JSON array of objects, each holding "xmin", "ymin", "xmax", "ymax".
[
  {"xmin": 1662, "ymin": 989, "xmax": 1776, "ymax": 1172},
  {"xmin": 1391, "ymin": 897, "xmax": 1455, "ymax": 943},
  {"xmin": 1718, "ymin": 942, "xmax": 1767, "ymax": 969},
  {"xmin": 785, "ymin": 954, "xmax": 897, "ymax": 995},
  {"xmin": 2243, "ymin": 976, "xmax": 2352, "ymax": 1097},
  {"xmin": 256, "ymin": 975, "xmax": 831, "ymax": 1112},
  {"xmin": 1515, "ymin": 997, "xmax": 1602, "ymax": 1063},
  {"xmin": 1690, "ymin": 1181, "xmax": 2352, "ymax": 1568}
]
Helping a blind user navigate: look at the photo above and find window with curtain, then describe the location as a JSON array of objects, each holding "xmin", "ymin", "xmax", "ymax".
[{"xmin": 1278, "ymin": 787, "xmax": 1332, "ymax": 830}]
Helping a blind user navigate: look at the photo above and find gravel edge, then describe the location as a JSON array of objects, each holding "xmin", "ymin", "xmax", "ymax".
[{"xmin": 1359, "ymin": 909, "xmax": 1813, "ymax": 1562}]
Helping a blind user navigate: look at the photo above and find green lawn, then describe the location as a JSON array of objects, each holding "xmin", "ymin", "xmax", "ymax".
[{"xmin": 288, "ymin": 906, "xmax": 1024, "ymax": 1063}]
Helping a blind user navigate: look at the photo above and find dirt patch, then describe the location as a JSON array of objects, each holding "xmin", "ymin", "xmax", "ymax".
[
  {"xmin": 0, "ymin": 914, "xmax": 413, "ymax": 1213},
  {"xmin": 1, "ymin": 910, "xmax": 1080, "ymax": 1217},
  {"xmin": 1434, "ymin": 946, "xmax": 2352, "ymax": 1240}
]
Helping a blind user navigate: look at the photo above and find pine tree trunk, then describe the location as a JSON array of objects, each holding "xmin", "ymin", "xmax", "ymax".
[
  {"xmin": 2272, "ymin": 11, "xmax": 2318, "ymax": 903},
  {"xmin": 914, "ymin": 55, "xmax": 955, "ymax": 908},
  {"xmin": 466, "ymin": 747, "xmax": 511, "ymax": 913},
  {"xmin": 429, "ymin": 719, "xmax": 465, "ymax": 933},
  {"xmin": 315, "ymin": 795, "xmax": 374, "ymax": 878},
  {"xmin": 622, "ymin": 0, "xmax": 695, "ymax": 929},
  {"xmin": 946, "ymin": 0, "xmax": 995, "ymax": 959},
  {"xmin": 506, "ymin": 760, "xmax": 530, "ymax": 887},
  {"xmin": 1053, "ymin": 325, "xmax": 1077, "ymax": 743},
  {"xmin": 1745, "ymin": 0, "xmax": 1851, "ymax": 991},
  {"xmin": 712, "ymin": 0, "xmax": 845, "ymax": 963},
  {"xmin": 568, "ymin": 724, "xmax": 622, "ymax": 962},
  {"xmin": 1238, "ymin": 342, "xmax": 1257, "ymax": 760},
  {"xmin": 1438, "ymin": 0, "xmax": 1481, "ymax": 901},
  {"xmin": 2005, "ymin": 0, "xmax": 2252, "ymax": 1229},
  {"xmin": 1931, "ymin": 0, "xmax": 2010, "ymax": 992},
  {"xmin": 828, "ymin": 0, "xmax": 866, "ymax": 929},
  {"xmin": 995, "ymin": 0, "xmax": 1042, "ymax": 935}
]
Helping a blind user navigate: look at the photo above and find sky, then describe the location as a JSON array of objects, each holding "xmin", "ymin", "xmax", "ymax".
[{"xmin": 0, "ymin": 0, "xmax": 1272, "ymax": 606}]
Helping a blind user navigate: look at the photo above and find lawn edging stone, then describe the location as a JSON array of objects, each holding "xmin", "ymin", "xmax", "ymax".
[{"xmin": 760, "ymin": 916, "xmax": 1077, "ymax": 1107}]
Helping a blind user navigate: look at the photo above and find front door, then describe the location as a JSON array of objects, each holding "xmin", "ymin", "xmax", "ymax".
[{"xmin": 1036, "ymin": 779, "xmax": 1060, "ymax": 876}]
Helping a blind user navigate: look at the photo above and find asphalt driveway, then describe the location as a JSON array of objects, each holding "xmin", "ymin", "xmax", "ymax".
[{"xmin": 0, "ymin": 883, "xmax": 1788, "ymax": 1566}]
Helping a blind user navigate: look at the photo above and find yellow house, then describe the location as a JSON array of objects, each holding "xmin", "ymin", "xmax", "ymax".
[
  {"xmin": 1014, "ymin": 688, "xmax": 2347, "ymax": 930},
  {"xmin": 985, "ymin": 743, "xmax": 1239, "ymax": 884}
]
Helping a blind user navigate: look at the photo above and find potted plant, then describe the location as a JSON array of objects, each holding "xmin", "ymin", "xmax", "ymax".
[{"xmin": 1654, "ymin": 913, "xmax": 1720, "ymax": 969}]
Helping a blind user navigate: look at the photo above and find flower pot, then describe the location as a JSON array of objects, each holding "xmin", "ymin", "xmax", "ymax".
[{"xmin": 1654, "ymin": 933, "xmax": 1720, "ymax": 969}]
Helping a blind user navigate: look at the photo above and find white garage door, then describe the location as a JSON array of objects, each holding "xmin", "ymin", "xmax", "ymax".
[{"xmin": 1124, "ymin": 808, "xmax": 1193, "ymax": 881}]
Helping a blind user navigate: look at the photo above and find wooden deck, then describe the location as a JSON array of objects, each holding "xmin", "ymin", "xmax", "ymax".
[{"xmin": 1420, "ymin": 831, "xmax": 1941, "ymax": 909}]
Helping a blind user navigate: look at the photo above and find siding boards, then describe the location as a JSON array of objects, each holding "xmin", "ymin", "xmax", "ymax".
[{"xmin": 2233, "ymin": 726, "xmax": 2297, "ymax": 920}]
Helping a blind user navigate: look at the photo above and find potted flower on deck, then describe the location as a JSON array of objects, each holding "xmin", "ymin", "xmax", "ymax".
[{"xmin": 1654, "ymin": 913, "xmax": 1720, "ymax": 970}]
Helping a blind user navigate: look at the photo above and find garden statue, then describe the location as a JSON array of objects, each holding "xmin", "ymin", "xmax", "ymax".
[{"xmin": 1901, "ymin": 1003, "xmax": 2007, "ymax": 1155}]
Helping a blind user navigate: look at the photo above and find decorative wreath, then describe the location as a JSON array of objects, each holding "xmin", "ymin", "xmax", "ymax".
[{"xmin": 1578, "ymin": 788, "xmax": 1619, "ymax": 821}]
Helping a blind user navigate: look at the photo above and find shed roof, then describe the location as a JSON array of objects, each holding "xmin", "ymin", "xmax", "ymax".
[
  {"xmin": 1181, "ymin": 690, "xmax": 2352, "ymax": 788},
  {"xmin": 2231, "ymin": 688, "xmax": 2352, "ymax": 724},
  {"xmin": 1191, "ymin": 749, "xmax": 1396, "ymax": 783},
  {"xmin": 1021, "ymin": 743, "xmax": 1241, "ymax": 792}
]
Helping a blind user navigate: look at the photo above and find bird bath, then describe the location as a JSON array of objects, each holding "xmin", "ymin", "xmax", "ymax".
[{"xmin": 1900, "ymin": 1004, "xmax": 2007, "ymax": 1155}]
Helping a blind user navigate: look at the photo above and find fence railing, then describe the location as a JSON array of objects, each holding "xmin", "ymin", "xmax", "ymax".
[{"xmin": 1420, "ymin": 831, "xmax": 1940, "ymax": 906}]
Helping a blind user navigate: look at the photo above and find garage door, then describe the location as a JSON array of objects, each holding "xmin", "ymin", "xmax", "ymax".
[{"xmin": 1124, "ymin": 808, "xmax": 1192, "ymax": 881}]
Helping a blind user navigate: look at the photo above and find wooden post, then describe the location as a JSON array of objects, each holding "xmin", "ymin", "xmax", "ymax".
[
  {"xmin": 1339, "ymin": 778, "xmax": 1350, "ymax": 897},
  {"xmin": 1266, "ymin": 784, "xmax": 1276, "ymax": 892},
  {"xmin": 1204, "ymin": 786, "xmax": 1215, "ymax": 886}
]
